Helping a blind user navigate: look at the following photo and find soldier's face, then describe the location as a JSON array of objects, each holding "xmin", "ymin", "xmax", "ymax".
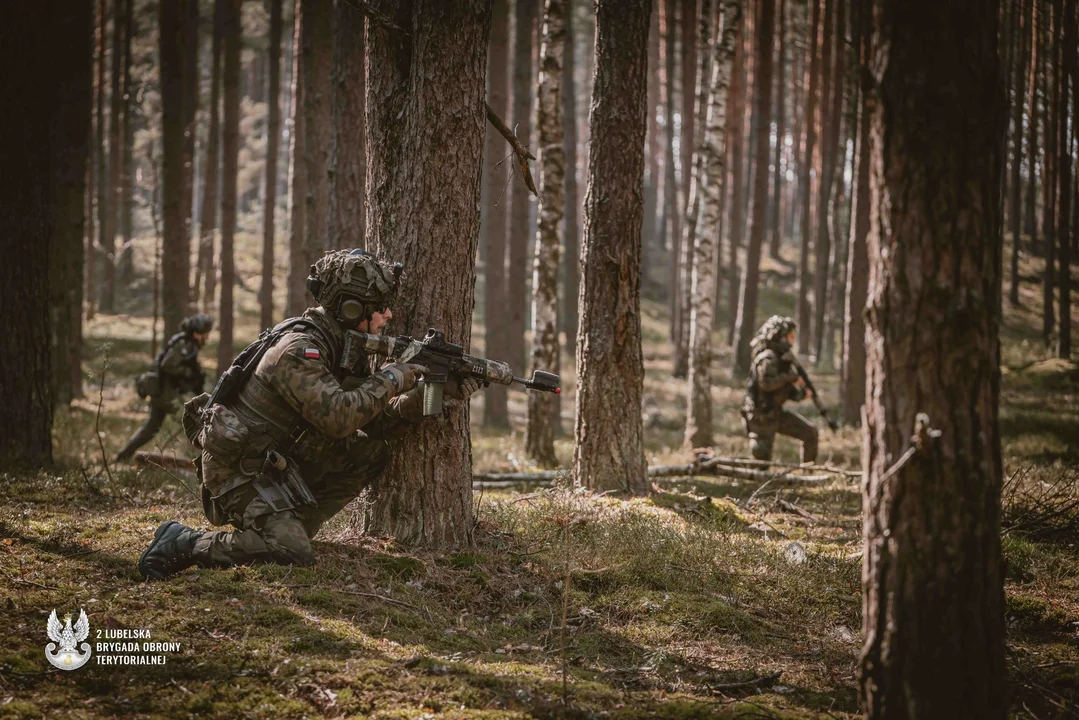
[
  {"xmin": 366, "ymin": 307, "xmax": 393, "ymax": 335},
  {"xmin": 786, "ymin": 331, "xmax": 796, "ymax": 345},
  {"xmin": 193, "ymin": 331, "xmax": 210, "ymax": 347}
]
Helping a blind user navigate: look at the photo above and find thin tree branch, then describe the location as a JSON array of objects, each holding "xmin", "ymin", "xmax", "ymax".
[{"xmin": 486, "ymin": 101, "xmax": 538, "ymax": 196}]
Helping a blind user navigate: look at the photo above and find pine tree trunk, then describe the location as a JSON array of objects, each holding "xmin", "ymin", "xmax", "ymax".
[
  {"xmin": 258, "ymin": 0, "xmax": 283, "ymax": 329},
  {"xmin": 1057, "ymin": 0, "xmax": 1074, "ymax": 358},
  {"xmin": 197, "ymin": 0, "xmax": 223, "ymax": 313},
  {"xmin": 644, "ymin": 6, "xmax": 662, "ymax": 298},
  {"xmin": 859, "ymin": 2, "xmax": 1006, "ymax": 715},
  {"xmin": 506, "ymin": 0, "xmax": 537, "ymax": 379},
  {"xmin": 302, "ymin": 0, "xmax": 332, "ymax": 287},
  {"xmin": 526, "ymin": 0, "xmax": 566, "ymax": 467},
  {"xmin": 1009, "ymin": 0, "xmax": 1032, "ymax": 306},
  {"xmin": 574, "ymin": 0, "xmax": 650, "ymax": 494},
  {"xmin": 287, "ymin": 0, "xmax": 308, "ymax": 316},
  {"xmin": 90, "ymin": 0, "xmax": 107, "ymax": 323},
  {"xmin": 161, "ymin": 0, "xmax": 191, "ymax": 336},
  {"xmin": 216, "ymin": 0, "xmax": 241, "ymax": 374},
  {"xmin": 818, "ymin": 0, "xmax": 845, "ymax": 370},
  {"xmin": 101, "ymin": 0, "xmax": 124, "ymax": 313},
  {"xmin": 682, "ymin": 0, "xmax": 698, "ymax": 198},
  {"xmin": 49, "ymin": 3, "xmax": 94, "ymax": 408},
  {"xmin": 686, "ymin": 0, "xmax": 743, "ymax": 449},
  {"xmin": 725, "ymin": 18, "xmax": 746, "ymax": 344},
  {"xmin": 795, "ymin": 0, "xmax": 821, "ymax": 354},
  {"xmin": 730, "ymin": 0, "xmax": 775, "ymax": 378},
  {"xmin": 664, "ymin": 0, "xmax": 682, "ymax": 344},
  {"xmin": 330, "ymin": 1, "xmax": 364, "ymax": 253},
  {"xmin": 483, "ymin": 0, "xmax": 511, "ymax": 427},
  {"xmin": 1024, "ymin": 0, "xmax": 1040, "ymax": 243},
  {"xmin": 1042, "ymin": 0, "xmax": 1057, "ymax": 340},
  {"xmin": 810, "ymin": 0, "xmax": 835, "ymax": 362},
  {"xmin": 561, "ymin": 0, "xmax": 580, "ymax": 356},
  {"xmin": 768, "ymin": 0, "xmax": 786, "ymax": 259},
  {"xmin": 363, "ymin": 0, "xmax": 491, "ymax": 546},
  {"xmin": 118, "ymin": 0, "xmax": 135, "ymax": 289},
  {"xmin": 182, "ymin": 0, "xmax": 199, "ymax": 309}
]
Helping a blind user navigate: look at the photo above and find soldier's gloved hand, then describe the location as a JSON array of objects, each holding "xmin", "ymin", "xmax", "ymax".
[
  {"xmin": 379, "ymin": 362, "xmax": 427, "ymax": 394},
  {"xmin": 444, "ymin": 376, "xmax": 482, "ymax": 401}
]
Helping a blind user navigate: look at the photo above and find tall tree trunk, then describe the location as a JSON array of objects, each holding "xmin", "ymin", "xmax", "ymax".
[
  {"xmin": 0, "ymin": 1, "xmax": 89, "ymax": 466},
  {"xmin": 724, "ymin": 16, "xmax": 746, "ymax": 344},
  {"xmin": 1009, "ymin": 0, "xmax": 1032, "ymax": 305},
  {"xmin": 686, "ymin": 0, "xmax": 743, "ymax": 449},
  {"xmin": 182, "ymin": 0, "xmax": 199, "ymax": 309},
  {"xmin": 302, "ymin": 0, "xmax": 332, "ymax": 292},
  {"xmin": 217, "ymin": 0, "xmax": 241, "ymax": 374},
  {"xmin": 1057, "ymin": 0, "xmax": 1074, "ymax": 358},
  {"xmin": 644, "ymin": 6, "xmax": 662, "ymax": 298},
  {"xmin": 768, "ymin": 0, "xmax": 786, "ymax": 259},
  {"xmin": 1042, "ymin": 0, "xmax": 1057, "ymax": 341},
  {"xmin": 561, "ymin": 0, "xmax": 580, "ymax": 356},
  {"xmin": 261, "ymin": 0, "xmax": 284, "ymax": 328},
  {"xmin": 859, "ymin": 1, "xmax": 1007, "ymax": 715},
  {"xmin": 101, "ymin": 0, "xmax": 124, "ymax": 313},
  {"xmin": 507, "ymin": 0, "xmax": 537, "ymax": 378},
  {"xmin": 673, "ymin": 0, "xmax": 715, "ymax": 379},
  {"xmin": 364, "ymin": 0, "xmax": 491, "ymax": 546},
  {"xmin": 330, "ymin": 1, "xmax": 365, "ymax": 253},
  {"xmin": 818, "ymin": 0, "xmax": 845, "ymax": 370},
  {"xmin": 526, "ymin": 0, "xmax": 566, "ymax": 466},
  {"xmin": 1024, "ymin": 1, "xmax": 1040, "ymax": 244},
  {"xmin": 118, "ymin": 0, "xmax": 135, "ymax": 289},
  {"xmin": 682, "ymin": 0, "xmax": 698, "ymax": 197},
  {"xmin": 795, "ymin": 0, "xmax": 821, "ymax": 354},
  {"xmin": 664, "ymin": 0, "xmax": 682, "ymax": 344},
  {"xmin": 197, "ymin": 0, "xmax": 224, "ymax": 313},
  {"xmin": 482, "ymin": 0, "xmax": 511, "ymax": 427},
  {"xmin": 161, "ymin": 0, "xmax": 191, "ymax": 335},
  {"xmin": 90, "ymin": 0, "xmax": 107, "ymax": 323},
  {"xmin": 574, "ymin": 0, "xmax": 650, "ymax": 494},
  {"xmin": 810, "ymin": 0, "xmax": 835, "ymax": 362},
  {"xmin": 50, "ymin": 2, "xmax": 94, "ymax": 408},
  {"xmin": 731, "ymin": 0, "xmax": 775, "ymax": 378},
  {"xmin": 840, "ymin": 4, "xmax": 869, "ymax": 426},
  {"xmin": 287, "ymin": 0, "xmax": 308, "ymax": 316}
]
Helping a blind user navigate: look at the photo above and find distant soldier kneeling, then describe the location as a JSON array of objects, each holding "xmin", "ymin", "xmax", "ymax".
[{"xmin": 741, "ymin": 316, "xmax": 818, "ymax": 464}]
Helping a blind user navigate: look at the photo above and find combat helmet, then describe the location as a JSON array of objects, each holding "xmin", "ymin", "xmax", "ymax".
[
  {"xmin": 180, "ymin": 313, "xmax": 214, "ymax": 334},
  {"xmin": 306, "ymin": 248, "xmax": 403, "ymax": 326},
  {"xmin": 751, "ymin": 315, "xmax": 796, "ymax": 355}
]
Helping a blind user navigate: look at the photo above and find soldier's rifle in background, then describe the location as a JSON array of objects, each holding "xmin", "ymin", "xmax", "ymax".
[
  {"xmin": 787, "ymin": 354, "xmax": 839, "ymax": 431},
  {"xmin": 343, "ymin": 328, "xmax": 561, "ymax": 416}
]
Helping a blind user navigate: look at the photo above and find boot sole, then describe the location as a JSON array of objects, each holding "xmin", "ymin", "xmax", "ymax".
[{"xmin": 138, "ymin": 521, "xmax": 179, "ymax": 580}]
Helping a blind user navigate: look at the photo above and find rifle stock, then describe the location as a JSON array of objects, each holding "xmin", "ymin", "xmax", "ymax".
[{"xmin": 790, "ymin": 357, "xmax": 839, "ymax": 431}]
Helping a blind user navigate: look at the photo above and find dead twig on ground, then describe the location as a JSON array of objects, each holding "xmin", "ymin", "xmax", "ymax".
[{"xmin": 709, "ymin": 670, "xmax": 782, "ymax": 693}]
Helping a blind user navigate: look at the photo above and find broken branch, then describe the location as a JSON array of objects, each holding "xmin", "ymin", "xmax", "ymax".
[{"xmin": 485, "ymin": 101, "xmax": 538, "ymax": 196}]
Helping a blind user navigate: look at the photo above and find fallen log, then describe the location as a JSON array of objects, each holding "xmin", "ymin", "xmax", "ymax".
[
  {"xmin": 474, "ymin": 461, "xmax": 836, "ymax": 487},
  {"xmin": 134, "ymin": 451, "xmax": 196, "ymax": 470}
]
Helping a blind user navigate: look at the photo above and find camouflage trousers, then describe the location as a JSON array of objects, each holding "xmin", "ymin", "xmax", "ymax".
[
  {"xmin": 192, "ymin": 438, "xmax": 388, "ymax": 568},
  {"xmin": 115, "ymin": 397, "xmax": 176, "ymax": 462},
  {"xmin": 743, "ymin": 409, "xmax": 818, "ymax": 463}
]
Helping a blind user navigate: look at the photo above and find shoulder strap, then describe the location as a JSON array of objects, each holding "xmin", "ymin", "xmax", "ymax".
[{"xmin": 152, "ymin": 333, "xmax": 188, "ymax": 371}]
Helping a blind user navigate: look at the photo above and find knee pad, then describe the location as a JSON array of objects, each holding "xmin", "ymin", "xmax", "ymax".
[{"xmin": 261, "ymin": 515, "xmax": 315, "ymax": 566}]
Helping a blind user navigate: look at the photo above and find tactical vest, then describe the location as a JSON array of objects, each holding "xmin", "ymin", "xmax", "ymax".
[{"xmin": 745, "ymin": 348, "xmax": 789, "ymax": 417}]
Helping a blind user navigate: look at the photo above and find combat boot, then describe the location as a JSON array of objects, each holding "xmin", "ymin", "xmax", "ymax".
[{"xmin": 138, "ymin": 521, "xmax": 205, "ymax": 580}]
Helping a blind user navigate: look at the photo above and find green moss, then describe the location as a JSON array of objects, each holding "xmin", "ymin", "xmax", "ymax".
[
  {"xmin": 251, "ymin": 605, "xmax": 302, "ymax": 627},
  {"xmin": 1007, "ymin": 594, "xmax": 1075, "ymax": 633},
  {"xmin": 370, "ymin": 554, "xmax": 425, "ymax": 580}
]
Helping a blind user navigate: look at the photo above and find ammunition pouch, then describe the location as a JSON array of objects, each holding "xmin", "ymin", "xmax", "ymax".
[
  {"xmin": 288, "ymin": 427, "xmax": 340, "ymax": 465},
  {"xmin": 135, "ymin": 371, "xmax": 161, "ymax": 400},
  {"xmin": 198, "ymin": 404, "xmax": 251, "ymax": 466},
  {"xmin": 195, "ymin": 455, "xmax": 230, "ymax": 527},
  {"xmin": 248, "ymin": 452, "xmax": 317, "ymax": 513},
  {"xmin": 183, "ymin": 393, "xmax": 211, "ymax": 449}
]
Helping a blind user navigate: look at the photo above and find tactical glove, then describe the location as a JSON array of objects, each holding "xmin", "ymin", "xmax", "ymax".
[
  {"xmin": 379, "ymin": 362, "xmax": 427, "ymax": 394},
  {"xmin": 444, "ymin": 376, "xmax": 482, "ymax": 401}
]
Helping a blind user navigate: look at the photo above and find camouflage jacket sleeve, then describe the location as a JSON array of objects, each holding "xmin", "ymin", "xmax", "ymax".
[
  {"xmin": 755, "ymin": 351, "xmax": 800, "ymax": 392},
  {"xmin": 158, "ymin": 338, "xmax": 198, "ymax": 380},
  {"xmin": 259, "ymin": 333, "xmax": 401, "ymax": 439}
]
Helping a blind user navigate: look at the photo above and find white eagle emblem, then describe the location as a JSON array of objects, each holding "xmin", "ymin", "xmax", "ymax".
[{"xmin": 45, "ymin": 609, "xmax": 91, "ymax": 671}]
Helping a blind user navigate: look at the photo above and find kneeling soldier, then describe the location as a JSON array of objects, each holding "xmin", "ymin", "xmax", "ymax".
[
  {"xmin": 138, "ymin": 249, "xmax": 482, "ymax": 579},
  {"xmin": 741, "ymin": 315, "xmax": 818, "ymax": 464}
]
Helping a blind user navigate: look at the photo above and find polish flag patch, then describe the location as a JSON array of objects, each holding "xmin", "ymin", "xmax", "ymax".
[{"xmin": 303, "ymin": 348, "xmax": 321, "ymax": 359}]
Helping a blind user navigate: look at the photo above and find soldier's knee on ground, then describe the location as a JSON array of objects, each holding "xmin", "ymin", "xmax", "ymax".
[
  {"xmin": 260, "ymin": 514, "xmax": 315, "ymax": 566},
  {"xmin": 749, "ymin": 433, "xmax": 773, "ymax": 461}
]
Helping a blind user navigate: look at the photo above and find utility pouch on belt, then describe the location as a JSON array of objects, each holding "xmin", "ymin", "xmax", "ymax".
[
  {"xmin": 194, "ymin": 455, "xmax": 229, "ymax": 526},
  {"xmin": 250, "ymin": 452, "xmax": 317, "ymax": 513},
  {"xmin": 183, "ymin": 393, "xmax": 211, "ymax": 448},
  {"xmin": 198, "ymin": 404, "xmax": 251, "ymax": 465},
  {"xmin": 135, "ymin": 371, "xmax": 161, "ymax": 400}
]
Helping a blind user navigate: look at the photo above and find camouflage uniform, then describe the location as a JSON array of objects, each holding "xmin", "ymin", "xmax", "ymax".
[
  {"xmin": 192, "ymin": 305, "xmax": 425, "ymax": 567},
  {"xmin": 116, "ymin": 318, "xmax": 208, "ymax": 462},
  {"xmin": 741, "ymin": 316, "xmax": 818, "ymax": 463}
]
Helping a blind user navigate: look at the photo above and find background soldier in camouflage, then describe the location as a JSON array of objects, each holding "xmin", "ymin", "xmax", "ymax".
[
  {"xmin": 115, "ymin": 313, "xmax": 213, "ymax": 463},
  {"xmin": 741, "ymin": 316, "xmax": 819, "ymax": 463},
  {"xmin": 138, "ymin": 249, "xmax": 482, "ymax": 579}
]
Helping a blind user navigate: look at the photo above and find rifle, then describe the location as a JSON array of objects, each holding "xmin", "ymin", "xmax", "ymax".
[
  {"xmin": 788, "ymin": 355, "xmax": 839, "ymax": 431},
  {"xmin": 342, "ymin": 327, "xmax": 561, "ymax": 416}
]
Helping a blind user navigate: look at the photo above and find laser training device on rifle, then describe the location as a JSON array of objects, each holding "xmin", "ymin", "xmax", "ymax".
[
  {"xmin": 342, "ymin": 328, "xmax": 561, "ymax": 416},
  {"xmin": 788, "ymin": 353, "xmax": 839, "ymax": 431}
]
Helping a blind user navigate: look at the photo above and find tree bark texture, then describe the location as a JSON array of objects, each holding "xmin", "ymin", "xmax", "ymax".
[
  {"xmin": 795, "ymin": 0, "xmax": 821, "ymax": 354},
  {"xmin": 101, "ymin": 0, "xmax": 124, "ymax": 313},
  {"xmin": 811, "ymin": 0, "xmax": 835, "ymax": 363},
  {"xmin": 664, "ymin": 0, "xmax": 682, "ymax": 345},
  {"xmin": 90, "ymin": 0, "xmax": 107, "ymax": 323},
  {"xmin": 1009, "ymin": 0, "xmax": 1032, "ymax": 305},
  {"xmin": 287, "ymin": 0, "xmax": 308, "ymax": 316},
  {"xmin": 216, "ymin": 0, "xmax": 241, "ymax": 374},
  {"xmin": 261, "ymin": 0, "xmax": 284, "ymax": 329},
  {"xmin": 160, "ymin": 0, "xmax": 191, "ymax": 336},
  {"xmin": 819, "ymin": 0, "xmax": 846, "ymax": 371},
  {"xmin": 508, "ymin": 0, "xmax": 537, "ymax": 376},
  {"xmin": 644, "ymin": 6, "xmax": 662, "ymax": 297},
  {"xmin": 49, "ymin": 2, "xmax": 93, "ymax": 408},
  {"xmin": 730, "ymin": 0, "xmax": 776, "ymax": 379},
  {"xmin": 561, "ymin": 0, "xmax": 580, "ymax": 356},
  {"xmin": 483, "ymin": 0, "xmax": 511, "ymax": 427},
  {"xmin": 1024, "ymin": 1, "xmax": 1039, "ymax": 245},
  {"xmin": 364, "ymin": 0, "xmax": 491, "ymax": 546},
  {"xmin": 1057, "ymin": 0, "xmax": 1074, "ymax": 358},
  {"xmin": 768, "ymin": 0, "xmax": 786, "ymax": 259},
  {"xmin": 117, "ymin": 0, "xmax": 135, "ymax": 288},
  {"xmin": 725, "ymin": 19, "xmax": 746, "ymax": 344},
  {"xmin": 573, "ymin": 0, "xmax": 651, "ymax": 494},
  {"xmin": 526, "ymin": 0, "xmax": 566, "ymax": 467},
  {"xmin": 302, "ymin": 0, "xmax": 333, "ymax": 296},
  {"xmin": 1042, "ymin": 0, "xmax": 1058, "ymax": 340},
  {"xmin": 181, "ymin": 0, "xmax": 199, "ymax": 309},
  {"xmin": 859, "ymin": 1, "xmax": 1007, "ymax": 716},
  {"xmin": 197, "ymin": 0, "xmax": 223, "ymax": 313},
  {"xmin": 331, "ymin": 0, "xmax": 366, "ymax": 253},
  {"xmin": 685, "ymin": 0, "xmax": 743, "ymax": 449}
]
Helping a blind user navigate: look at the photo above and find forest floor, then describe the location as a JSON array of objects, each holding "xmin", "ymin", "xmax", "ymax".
[{"xmin": 1, "ymin": 237, "xmax": 1077, "ymax": 719}]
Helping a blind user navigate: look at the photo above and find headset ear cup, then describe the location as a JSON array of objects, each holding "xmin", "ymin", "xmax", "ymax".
[{"xmin": 339, "ymin": 299, "xmax": 365, "ymax": 323}]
